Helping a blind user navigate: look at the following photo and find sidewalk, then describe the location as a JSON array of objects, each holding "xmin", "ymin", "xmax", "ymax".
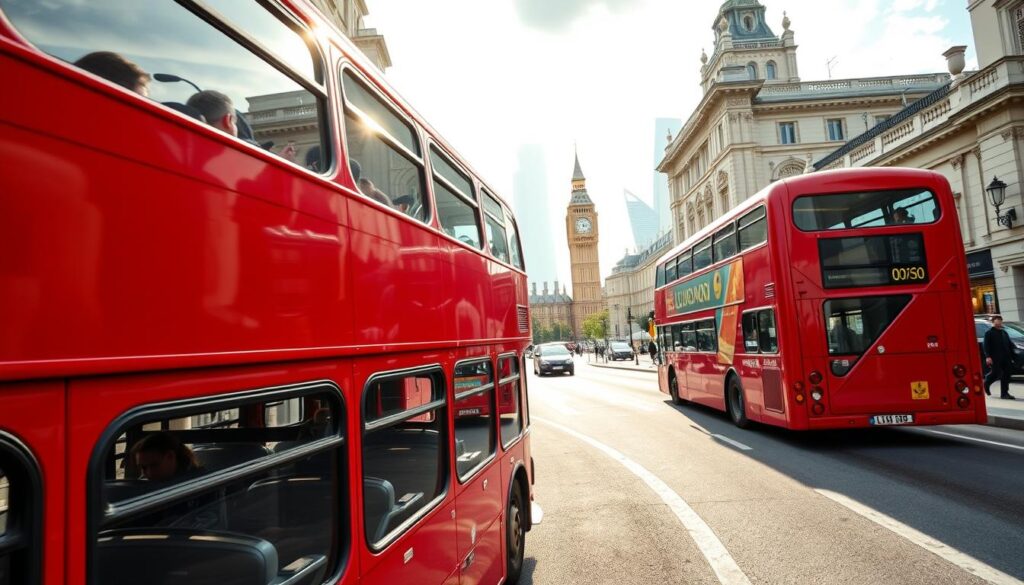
[{"xmin": 586, "ymin": 357, "xmax": 1024, "ymax": 431}]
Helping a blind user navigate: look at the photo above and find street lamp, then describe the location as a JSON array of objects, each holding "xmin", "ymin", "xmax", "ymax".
[
  {"xmin": 627, "ymin": 307, "xmax": 639, "ymax": 365},
  {"xmin": 613, "ymin": 303, "xmax": 621, "ymax": 341},
  {"xmin": 986, "ymin": 176, "xmax": 1016, "ymax": 229}
]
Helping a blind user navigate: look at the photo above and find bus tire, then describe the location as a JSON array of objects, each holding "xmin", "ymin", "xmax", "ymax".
[
  {"xmin": 727, "ymin": 377, "xmax": 751, "ymax": 429},
  {"xmin": 506, "ymin": 481, "xmax": 526, "ymax": 584},
  {"xmin": 669, "ymin": 371, "xmax": 684, "ymax": 405}
]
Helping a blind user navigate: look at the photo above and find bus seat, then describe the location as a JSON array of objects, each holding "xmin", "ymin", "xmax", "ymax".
[
  {"xmin": 96, "ymin": 528, "xmax": 278, "ymax": 585},
  {"xmin": 192, "ymin": 443, "xmax": 271, "ymax": 472},
  {"xmin": 363, "ymin": 476, "xmax": 423, "ymax": 544},
  {"xmin": 161, "ymin": 101, "xmax": 205, "ymax": 122}
]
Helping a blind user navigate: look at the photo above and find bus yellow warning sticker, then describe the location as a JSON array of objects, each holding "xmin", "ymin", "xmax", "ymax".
[{"xmin": 911, "ymin": 381, "xmax": 929, "ymax": 400}]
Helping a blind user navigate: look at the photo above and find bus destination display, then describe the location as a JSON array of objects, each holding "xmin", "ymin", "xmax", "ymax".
[{"xmin": 819, "ymin": 233, "xmax": 928, "ymax": 289}]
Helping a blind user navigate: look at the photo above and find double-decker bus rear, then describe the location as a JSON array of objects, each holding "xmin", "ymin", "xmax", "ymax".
[{"xmin": 785, "ymin": 168, "xmax": 986, "ymax": 428}]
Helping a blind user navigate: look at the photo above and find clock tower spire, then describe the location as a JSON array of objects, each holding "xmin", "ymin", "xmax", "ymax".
[{"xmin": 566, "ymin": 149, "xmax": 602, "ymax": 339}]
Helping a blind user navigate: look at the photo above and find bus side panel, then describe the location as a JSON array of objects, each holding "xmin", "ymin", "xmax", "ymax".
[
  {"xmin": 0, "ymin": 381, "xmax": 65, "ymax": 585},
  {"xmin": 0, "ymin": 48, "xmax": 354, "ymax": 370},
  {"xmin": 449, "ymin": 245, "xmax": 489, "ymax": 342}
]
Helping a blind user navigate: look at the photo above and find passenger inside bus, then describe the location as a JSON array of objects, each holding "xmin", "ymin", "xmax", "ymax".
[
  {"xmin": 73, "ymin": 51, "xmax": 150, "ymax": 96},
  {"xmin": 187, "ymin": 90, "xmax": 238, "ymax": 137},
  {"xmin": 129, "ymin": 432, "xmax": 201, "ymax": 482},
  {"xmin": 892, "ymin": 208, "xmax": 913, "ymax": 224}
]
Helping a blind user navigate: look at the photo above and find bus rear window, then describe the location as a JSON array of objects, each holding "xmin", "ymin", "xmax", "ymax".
[
  {"xmin": 793, "ymin": 188, "xmax": 939, "ymax": 231},
  {"xmin": 825, "ymin": 295, "xmax": 911, "ymax": 356}
]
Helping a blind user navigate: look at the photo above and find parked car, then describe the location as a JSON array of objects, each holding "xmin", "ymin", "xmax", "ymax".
[
  {"xmin": 974, "ymin": 318, "xmax": 1024, "ymax": 376},
  {"xmin": 608, "ymin": 342, "xmax": 635, "ymax": 361},
  {"xmin": 533, "ymin": 343, "xmax": 575, "ymax": 376}
]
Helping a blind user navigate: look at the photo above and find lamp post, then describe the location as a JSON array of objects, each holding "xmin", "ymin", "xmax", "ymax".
[
  {"xmin": 613, "ymin": 303, "xmax": 621, "ymax": 341},
  {"xmin": 627, "ymin": 307, "xmax": 639, "ymax": 365},
  {"xmin": 987, "ymin": 176, "xmax": 1017, "ymax": 229}
]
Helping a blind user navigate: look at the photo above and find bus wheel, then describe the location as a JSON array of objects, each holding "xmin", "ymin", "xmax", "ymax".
[
  {"xmin": 727, "ymin": 377, "xmax": 751, "ymax": 429},
  {"xmin": 669, "ymin": 372, "xmax": 684, "ymax": 405},
  {"xmin": 506, "ymin": 481, "xmax": 526, "ymax": 583}
]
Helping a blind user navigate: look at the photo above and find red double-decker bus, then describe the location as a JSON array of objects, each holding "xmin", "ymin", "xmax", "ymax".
[
  {"xmin": 654, "ymin": 168, "xmax": 986, "ymax": 430},
  {"xmin": 0, "ymin": 1, "xmax": 536, "ymax": 584}
]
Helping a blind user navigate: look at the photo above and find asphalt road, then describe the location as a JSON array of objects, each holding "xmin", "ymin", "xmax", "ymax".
[{"xmin": 518, "ymin": 359, "xmax": 1024, "ymax": 585}]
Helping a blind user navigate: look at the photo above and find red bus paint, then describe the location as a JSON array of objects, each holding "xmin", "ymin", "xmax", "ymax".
[
  {"xmin": 654, "ymin": 168, "xmax": 986, "ymax": 430},
  {"xmin": 0, "ymin": 1, "xmax": 534, "ymax": 584}
]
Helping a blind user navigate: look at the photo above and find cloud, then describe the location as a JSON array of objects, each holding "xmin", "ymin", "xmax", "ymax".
[{"xmin": 514, "ymin": 0, "xmax": 640, "ymax": 32}]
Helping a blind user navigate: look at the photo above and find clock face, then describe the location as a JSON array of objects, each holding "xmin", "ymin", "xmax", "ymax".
[{"xmin": 575, "ymin": 217, "xmax": 592, "ymax": 234}]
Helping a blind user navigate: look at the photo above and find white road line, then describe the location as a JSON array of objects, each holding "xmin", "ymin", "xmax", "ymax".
[
  {"xmin": 921, "ymin": 429, "xmax": 1024, "ymax": 452},
  {"xmin": 710, "ymin": 434, "xmax": 753, "ymax": 451},
  {"xmin": 535, "ymin": 416, "xmax": 752, "ymax": 585},
  {"xmin": 815, "ymin": 489, "xmax": 1023, "ymax": 585}
]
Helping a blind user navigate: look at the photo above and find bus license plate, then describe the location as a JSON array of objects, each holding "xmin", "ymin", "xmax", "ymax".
[{"xmin": 870, "ymin": 414, "xmax": 913, "ymax": 426}]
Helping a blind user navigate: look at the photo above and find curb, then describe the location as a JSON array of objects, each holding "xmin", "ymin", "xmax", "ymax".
[
  {"xmin": 587, "ymin": 362, "xmax": 1024, "ymax": 431},
  {"xmin": 987, "ymin": 415, "xmax": 1024, "ymax": 431}
]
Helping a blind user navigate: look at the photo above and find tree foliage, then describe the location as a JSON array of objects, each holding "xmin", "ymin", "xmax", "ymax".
[{"xmin": 582, "ymin": 309, "xmax": 609, "ymax": 340}]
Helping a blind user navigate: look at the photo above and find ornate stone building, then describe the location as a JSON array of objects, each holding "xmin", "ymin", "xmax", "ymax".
[
  {"xmin": 657, "ymin": 0, "xmax": 949, "ymax": 246},
  {"xmin": 308, "ymin": 0, "xmax": 391, "ymax": 72},
  {"xmin": 566, "ymin": 153, "xmax": 604, "ymax": 338},
  {"xmin": 527, "ymin": 281, "xmax": 574, "ymax": 338},
  {"xmin": 814, "ymin": 0, "xmax": 1024, "ymax": 320},
  {"xmin": 604, "ymin": 231, "xmax": 673, "ymax": 342}
]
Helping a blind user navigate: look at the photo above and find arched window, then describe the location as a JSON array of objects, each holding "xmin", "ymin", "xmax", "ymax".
[
  {"xmin": 766, "ymin": 61, "xmax": 777, "ymax": 80},
  {"xmin": 743, "ymin": 14, "xmax": 755, "ymax": 31},
  {"xmin": 747, "ymin": 62, "xmax": 758, "ymax": 80},
  {"xmin": 720, "ymin": 191, "xmax": 730, "ymax": 215}
]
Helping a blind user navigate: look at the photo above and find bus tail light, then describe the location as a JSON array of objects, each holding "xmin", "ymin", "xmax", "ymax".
[
  {"xmin": 808, "ymin": 371, "xmax": 823, "ymax": 385},
  {"xmin": 972, "ymin": 372, "xmax": 982, "ymax": 383},
  {"xmin": 793, "ymin": 381, "xmax": 805, "ymax": 404},
  {"xmin": 812, "ymin": 403, "xmax": 825, "ymax": 415},
  {"xmin": 811, "ymin": 389, "xmax": 823, "ymax": 402},
  {"xmin": 957, "ymin": 395, "xmax": 970, "ymax": 409},
  {"xmin": 953, "ymin": 364, "xmax": 966, "ymax": 378},
  {"xmin": 955, "ymin": 381, "xmax": 968, "ymax": 395}
]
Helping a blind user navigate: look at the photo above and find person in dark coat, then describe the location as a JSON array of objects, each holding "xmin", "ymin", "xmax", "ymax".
[
  {"xmin": 983, "ymin": 315, "xmax": 1017, "ymax": 399},
  {"xmin": 648, "ymin": 340, "xmax": 658, "ymax": 364}
]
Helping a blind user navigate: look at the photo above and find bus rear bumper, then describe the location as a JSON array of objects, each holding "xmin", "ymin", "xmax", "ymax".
[{"xmin": 806, "ymin": 409, "xmax": 986, "ymax": 429}]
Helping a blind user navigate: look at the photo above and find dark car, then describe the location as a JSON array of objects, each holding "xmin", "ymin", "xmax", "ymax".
[
  {"xmin": 533, "ymin": 343, "xmax": 574, "ymax": 376},
  {"xmin": 608, "ymin": 342, "xmax": 634, "ymax": 361},
  {"xmin": 974, "ymin": 318, "xmax": 1024, "ymax": 376}
]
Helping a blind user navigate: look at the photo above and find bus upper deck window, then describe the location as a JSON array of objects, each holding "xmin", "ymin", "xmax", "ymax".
[{"xmin": 793, "ymin": 189, "xmax": 939, "ymax": 231}]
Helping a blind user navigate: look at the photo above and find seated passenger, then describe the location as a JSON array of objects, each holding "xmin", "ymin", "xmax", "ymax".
[
  {"xmin": 130, "ymin": 432, "xmax": 200, "ymax": 482},
  {"xmin": 305, "ymin": 146, "xmax": 322, "ymax": 172},
  {"xmin": 892, "ymin": 208, "xmax": 913, "ymax": 224},
  {"xmin": 74, "ymin": 51, "xmax": 150, "ymax": 96},
  {"xmin": 186, "ymin": 90, "xmax": 237, "ymax": 137},
  {"xmin": 358, "ymin": 178, "xmax": 393, "ymax": 206},
  {"xmin": 392, "ymin": 194, "xmax": 415, "ymax": 215}
]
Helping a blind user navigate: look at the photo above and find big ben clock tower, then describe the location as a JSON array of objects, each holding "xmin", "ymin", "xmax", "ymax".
[{"xmin": 566, "ymin": 152, "xmax": 603, "ymax": 338}]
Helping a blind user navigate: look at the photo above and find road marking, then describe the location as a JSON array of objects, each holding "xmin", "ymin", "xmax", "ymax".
[
  {"xmin": 536, "ymin": 417, "xmax": 751, "ymax": 585},
  {"xmin": 710, "ymin": 434, "xmax": 753, "ymax": 451},
  {"xmin": 921, "ymin": 429, "xmax": 1024, "ymax": 452},
  {"xmin": 815, "ymin": 489, "xmax": 1022, "ymax": 585}
]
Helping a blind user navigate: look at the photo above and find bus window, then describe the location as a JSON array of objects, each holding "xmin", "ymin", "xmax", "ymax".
[
  {"xmin": 681, "ymin": 323, "xmax": 697, "ymax": 351},
  {"xmin": 666, "ymin": 258, "xmax": 678, "ymax": 283},
  {"xmin": 429, "ymin": 147, "xmax": 481, "ymax": 247},
  {"xmin": 344, "ymin": 71, "xmax": 427, "ymax": 219},
  {"xmin": 742, "ymin": 313, "xmax": 760, "ymax": 352},
  {"xmin": 363, "ymin": 369, "xmax": 447, "ymax": 549},
  {"xmin": 656, "ymin": 263, "xmax": 666, "ymax": 287},
  {"xmin": 453, "ymin": 360, "xmax": 496, "ymax": 481},
  {"xmin": 482, "ymin": 190, "xmax": 511, "ymax": 263},
  {"xmin": 712, "ymin": 223, "xmax": 738, "ymax": 262},
  {"xmin": 738, "ymin": 206, "xmax": 767, "ymax": 251},
  {"xmin": 1, "ymin": 0, "xmax": 329, "ymax": 168},
  {"xmin": 758, "ymin": 310, "xmax": 779, "ymax": 353},
  {"xmin": 677, "ymin": 251, "xmax": 693, "ymax": 278},
  {"xmin": 505, "ymin": 211, "xmax": 526, "ymax": 270},
  {"xmin": 0, "ymin": 436, "xmax": 40, "ymax": 585},
  {"xmin": 498, "ymin": 356, "xmax": 523, "ymax": 447},
  {"xmin": 824, "ymin": 295, "xmax": 910, "ymax": 357},
  {"xmin": 94, "ymin": 385, "xmax": 343, "ymax": 584},
  {"xmin": 693, "ymin": 238, "xmax": 713, "ymax": 271},
  {"xmin": 792, "ymin": 189, "xmax": 939, "ymax": 231},
  {"xmin": 696, "ymin": 319, "xmax": 717, "ymax": 352}
]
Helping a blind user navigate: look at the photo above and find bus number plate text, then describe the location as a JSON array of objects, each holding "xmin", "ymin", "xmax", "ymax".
[{"xmin": 870, "ymin": 414, "xmax": 914, "ymax": 426}]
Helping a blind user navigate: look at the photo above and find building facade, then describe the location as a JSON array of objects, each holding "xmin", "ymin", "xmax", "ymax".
[
  {"xmin": 527, "ymin": 281, "xmax": 574, "ymax": 339},
  {"xmin": 566, "ymin": 154, "xmax": 604, "ymax": 338},
  {"xmin": 658, "ymin": 0, "xmax": 949, "ymax": 247},
  {"xmin": 308, "ymin": 0, "xmax": 391, "ymax": 72},
  {"xmin": 604, "ymin": 231, "xmax": 673, "ymax": 342},
  {"xmin": 813, "ymin": 1, "xmax": 1024, "ymax": 320},
  {"xmin": 654, "ymin": 117, "xmax": 684, "ymax": 233}
]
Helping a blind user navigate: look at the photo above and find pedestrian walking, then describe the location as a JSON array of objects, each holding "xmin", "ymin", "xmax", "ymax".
[
  {"xmin": 983, "ymin": 315, "xmax": 1018, "ymax": 399},
  {"xmin": 648, "ymin": 340, "xmax": 658, "ymax": 365}
]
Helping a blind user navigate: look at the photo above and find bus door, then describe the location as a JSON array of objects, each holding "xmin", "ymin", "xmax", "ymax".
[{"xmin": 801, "ymin": 292, "xmax": 952, "ymax": 416}]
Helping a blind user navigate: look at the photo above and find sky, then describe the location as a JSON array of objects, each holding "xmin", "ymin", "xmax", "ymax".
[{"xmin": 366, "ymin": 0, "xmax": 977, "ymax": 294}]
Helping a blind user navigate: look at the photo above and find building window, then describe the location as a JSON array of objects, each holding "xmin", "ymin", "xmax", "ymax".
[
  {"xmin": 766, "ymin": 61, "xmax": 777, "ymax": 80},
  {"xmin": 747, "ymin": 62, "xmax": 758, "ymax": 80},
  {"xmin": 717, "ymin": 123, "xmax": 725, "ymax": 150},
  {"xmin": 1016, "ymin": 7, "xmax": 1024, "ymax": 53},
  {"xmin": 743, "ymin": 14, "xmax": 755, "ymax": 31},
  {"xmin": 778, "ymin": 122, "xmax": 797, "ymax": 145},
  {"xmin": 826, "ymin": 119, "xmax": 845, "ymax": 141}
]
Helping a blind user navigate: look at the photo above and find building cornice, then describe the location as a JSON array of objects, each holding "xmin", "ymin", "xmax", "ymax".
[{"xmin": 659, "ymin": 83, "xmax": 761, "ymax": 172}]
